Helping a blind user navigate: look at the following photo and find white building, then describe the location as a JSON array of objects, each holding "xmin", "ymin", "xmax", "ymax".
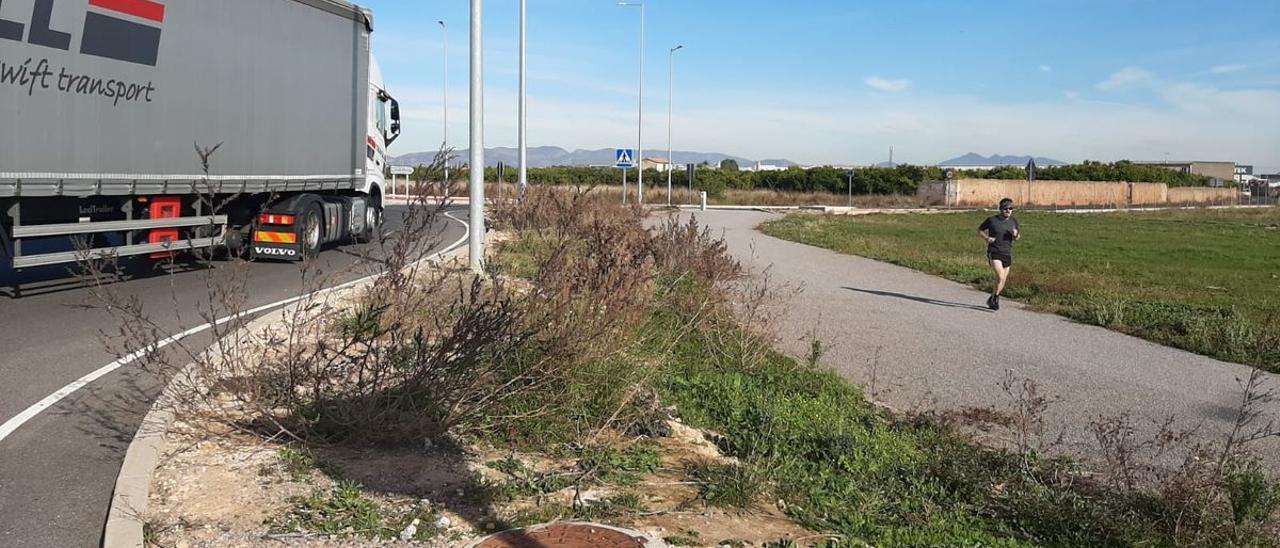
[{"xmin": 740, "ymin": 161, "xmax": 787, "ymax": 172}]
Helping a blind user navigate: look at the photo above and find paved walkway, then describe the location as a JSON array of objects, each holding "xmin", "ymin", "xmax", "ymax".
[{"xmin": 676, "ymin": 210, "xmax": 1280, "ymax": 468}]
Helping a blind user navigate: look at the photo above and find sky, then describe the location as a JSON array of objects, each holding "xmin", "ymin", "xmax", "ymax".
[{"xmin": 363, "ymin": 0, "xmax": 1280, "ymax": 171}]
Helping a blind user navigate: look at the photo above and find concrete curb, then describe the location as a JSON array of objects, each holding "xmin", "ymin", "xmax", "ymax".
[{"xmin": 102, "ymin": 242, "xmax": 470, "ymax": 548}]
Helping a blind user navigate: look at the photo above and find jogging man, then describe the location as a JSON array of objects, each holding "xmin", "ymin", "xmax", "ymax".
[{"xmin": 977, "ymin": 198, "xmax": 1020, "ymax": 310}]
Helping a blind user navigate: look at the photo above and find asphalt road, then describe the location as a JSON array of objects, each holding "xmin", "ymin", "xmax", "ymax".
[
  {"xmin": 0, "ymin": 205, "xmax": 468, "ymax": 548},
  {"xmin": 678, "ymin": 209, "xmax": 1280, "ymax": 469}
]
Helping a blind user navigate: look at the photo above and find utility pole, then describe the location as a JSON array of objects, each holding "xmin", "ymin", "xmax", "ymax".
[{"xmin": 468, "ymin": 0, "xmax": 485, "ymax": 272}]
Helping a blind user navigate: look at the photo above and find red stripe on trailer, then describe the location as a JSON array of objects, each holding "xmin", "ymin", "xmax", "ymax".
[{"xmin": 88, "ymin": 0, "xmax": 166, "ymax": 23}]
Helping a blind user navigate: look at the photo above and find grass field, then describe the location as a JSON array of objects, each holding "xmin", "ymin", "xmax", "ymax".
[{"xmin": 761, "ymin": 207, "xmax": 1280, "ymax": 371}]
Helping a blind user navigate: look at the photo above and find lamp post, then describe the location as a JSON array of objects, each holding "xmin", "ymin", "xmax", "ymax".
[
  {"xmin": 847, "ymin": 169, "xmax": 856, "ymax": 207},
  {"xmin": 517, "ymin": 0, "xmax": 528, "ymax": 196},
  {"xmin": 666, "ymin": 44, "xmax": 682, "ymax": 206},
  {"xmin": 617, "ymin": 2, "xmax": 644, "ymax": 205},
  {"xmin": 468, "ymin": 0, "xmax": 485, "ymax": 272},
  {"xmin": 438, "ymin": 20, "xmax": 448, "ymax": 189}
]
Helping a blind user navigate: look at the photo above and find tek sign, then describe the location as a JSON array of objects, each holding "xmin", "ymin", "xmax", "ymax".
[
  {"xmin": 615, "ymin": 148, "xmax": 635, "ymax": 169},
  {"xmin": 389, "ymin": 165, "xmax": 413, "ymax": 175}
]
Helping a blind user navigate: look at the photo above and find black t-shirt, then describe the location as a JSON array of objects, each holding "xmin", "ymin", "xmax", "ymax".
[{"xmin": 979, "ymin": 215, "xmax": 1020, "ymax": 254}]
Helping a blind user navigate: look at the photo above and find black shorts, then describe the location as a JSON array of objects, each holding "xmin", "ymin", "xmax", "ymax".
[{"xmin": 987, "ymin": 250, "xmax": 1013, "ymax": 267}]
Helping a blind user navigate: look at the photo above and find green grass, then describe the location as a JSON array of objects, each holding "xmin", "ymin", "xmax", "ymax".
[
  {"xmin": 761, "ymin": 208, "xmax": 1280, "ymax": 370},
  {"xmin": 643, "ymin": 278, "xmax": 1280, "ymax": 547},
  {"xmin": 268, "ymin": 481, "xmax": 440, "ymax": 541}
]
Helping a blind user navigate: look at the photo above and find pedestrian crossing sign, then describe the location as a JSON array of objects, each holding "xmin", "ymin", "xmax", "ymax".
[{"xmin": 615, "ymin": 148, "xmax": 635, "ymax": 168}]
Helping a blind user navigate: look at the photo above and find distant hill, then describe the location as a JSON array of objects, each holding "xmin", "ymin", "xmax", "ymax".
[
  {"xmin": 939, "ymin": 153, "xmax": 1067, "ymax": 167},
  {"xmin": 390, "ymin": 146, "xmax": 771, "ymax": 169}
]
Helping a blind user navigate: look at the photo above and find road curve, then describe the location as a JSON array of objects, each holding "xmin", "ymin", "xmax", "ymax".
[
  {"xmin": 0, "ymin": 205, "xmax": 468, "ymax": 548},
  {"xmin": 678, "ymin": 209, "xmax": 1280, "ymax": 469}
]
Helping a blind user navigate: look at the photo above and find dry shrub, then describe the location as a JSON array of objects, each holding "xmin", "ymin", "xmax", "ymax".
[
  {"xmin": 79, "ymin": 164, "xmax": 742, "ymax": 451},
  {"xmin": 86, "ymin": 182, "xmax": 742, "ymax": 449}
]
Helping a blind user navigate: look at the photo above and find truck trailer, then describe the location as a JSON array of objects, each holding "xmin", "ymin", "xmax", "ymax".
[{"xmin": 0, "ymin": 0, "xmax": 400, "ymax": 273}]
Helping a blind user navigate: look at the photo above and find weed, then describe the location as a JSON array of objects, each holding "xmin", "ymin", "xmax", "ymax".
[
  {"xmin": 483, "ymin": 455, "xmax": 575, "ymax": 501},
  {"xmin": 576, "ymin": 492, "xmax": 648, "ymax": 520},
  {"xmin": 579, "ymin": 442, "xmax": 663, "ymax": 486},
  {"xmin": 335, "ymin": 303, "xmax": 387, "ymax": 340},
  {"xmin": 686, "ymin": 460, "xmax": 765, "ymax": 509},
  {"xmin": 269, "ymin": 481, "xmax": 387, "ymax": 537},
  {"xmin": 663, "ymin": 531, "xmax": 701, "ymax": 546},
  {"xmin": 277, "ymin": 447, "xmax": 316, "ymax": 481}
]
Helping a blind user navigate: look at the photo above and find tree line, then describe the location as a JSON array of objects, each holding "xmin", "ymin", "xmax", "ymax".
[{"xmin": 402, "ymin": 159, "xmax": 1214, "ymax": 197}]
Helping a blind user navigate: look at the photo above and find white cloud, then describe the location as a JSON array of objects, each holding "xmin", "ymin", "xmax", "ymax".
[
  {"xmin": 1210, "ymin": 64, "xmax": 1247, "ymax": 74},
  {"xmin": 865, "ymin": 76, "xmax": 911, "ymax": 93},
  {"xmin": 385, "ymin": 71, "xmax": 1280, "ymax": 170},
  {"xmin": 1159, "ymin": 82, "xmax": 1280, "ymax": 117},
  {"xmin": 1039, "ymin": 65, "xmax": 1053, "ymax": 73},
  {"xmin": 1096, "ymin": 66, "xmax": 1153, "ymax": 91}
]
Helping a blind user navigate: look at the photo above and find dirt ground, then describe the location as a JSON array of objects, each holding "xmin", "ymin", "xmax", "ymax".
[{"xmin": 145, "ymin": 413, "xmax": 821, "ymax": 548}]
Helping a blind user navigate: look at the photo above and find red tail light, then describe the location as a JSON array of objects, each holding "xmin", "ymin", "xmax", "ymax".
[{"xmin": 258, "ymin": 213, "xmax": 296, "ymax": 226}]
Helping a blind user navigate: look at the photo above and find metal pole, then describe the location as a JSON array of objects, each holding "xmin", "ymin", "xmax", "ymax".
[
  {"xmin": 638, "ymin": 3, "xmax": 644, "ymax": 205},
  {"xmin": 468, "ymin": 0, "xmax": 485, "ymax": 272},
  {"xmin": 622, "ymin": 168, "xmax": 628, "ymax": 205},
  {"xmin": 517, "ymin": 0, "xmax": 528, "ymax": 196},
  {"xmin": 439, "ymin": 20, "xmax": 448, "ymax": 188},
  {"xmin": 667, "ymin": 45, "xmax": 681, "ymax": 206},
  {"xmin": 848, "ymin": 171, "xmax": 853, "ymax": 207}
]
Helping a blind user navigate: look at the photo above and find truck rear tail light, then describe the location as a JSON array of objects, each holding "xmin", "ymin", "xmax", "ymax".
[
  {"xmin": 149, "ymin": 196, "xmax": 182, "ymax": 259},
  {"xmin": 258, "ymin": 214, "xmax": 296, "ymax": 226}
]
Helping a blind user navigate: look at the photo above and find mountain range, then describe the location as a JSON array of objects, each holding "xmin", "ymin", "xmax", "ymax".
[
  {"xmin": 938, "ymin": 153, "xmax": 1067, "ymax": 167},
  {"xmin": 390, "ymin": 147, "xmax": 785, "ymax": 169},
  {"xmin": 390, "ymin": 148, "xmax": 1064, "ymax": 169}
]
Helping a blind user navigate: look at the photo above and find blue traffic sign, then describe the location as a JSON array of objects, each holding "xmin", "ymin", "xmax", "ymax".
[{"xmin": 615, "ymin": 148, "xmax": 636, "ymax": 168}]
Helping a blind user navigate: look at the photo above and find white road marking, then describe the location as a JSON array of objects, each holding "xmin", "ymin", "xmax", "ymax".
[{"xmin": 0, "ymin": 210, "xmax": 469, "ymax": 443}]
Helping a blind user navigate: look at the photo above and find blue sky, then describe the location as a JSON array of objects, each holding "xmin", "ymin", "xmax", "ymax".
[{"xmin": 364, "ymin": 0, "xmax": 1280, "ymax": 171}]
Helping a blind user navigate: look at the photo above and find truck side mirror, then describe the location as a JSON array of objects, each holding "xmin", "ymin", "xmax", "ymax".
[{"xmin": 386, "ymin": 98, "xmax": 401, "ymax": 146}]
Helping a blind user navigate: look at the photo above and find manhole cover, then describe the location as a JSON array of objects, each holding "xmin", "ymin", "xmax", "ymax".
[{"xmin": 472, "ymin": 522, "xmax": 656, "ymax": 548}]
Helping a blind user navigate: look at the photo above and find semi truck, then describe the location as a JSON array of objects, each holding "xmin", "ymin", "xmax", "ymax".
[{"xmin": 0, "ymin": 0, "xmax": 400, "ymax": 274}]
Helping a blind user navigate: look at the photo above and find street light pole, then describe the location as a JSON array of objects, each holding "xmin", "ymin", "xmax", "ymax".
[
  {"xmin": 438, "ymin": 20, "xmax": 448, "ymax": 189},
  {"xmin": 618, "ymin": 2, "xmax": 644, "ymax": 205},
  {"xmin": 468, "ymin": 0, "xmax": 485, "ymax": 272},
  {"xmin": 517, "ymin": 0, "xmax": 528, "ymax": 196},
  {"xmin": 667, "ymin": 44, "xmax": 682, "ymax": 206},
  {"xmin": 847, "ymin": 169, "xmax": 855, "ymax": 207}
]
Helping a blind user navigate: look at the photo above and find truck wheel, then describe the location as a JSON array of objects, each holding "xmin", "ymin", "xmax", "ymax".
[
  {"xmin": 357, "ymin": 205, "xmax": 381, "ymax": 243},
  {"xmin": 300, "ymin": 205, "xmax": 323, "ymax": 258}
]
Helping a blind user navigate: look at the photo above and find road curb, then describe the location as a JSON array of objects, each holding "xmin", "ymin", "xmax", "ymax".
[{"xmin": 103, "ymin": 231, "xmax": 470, "ymax": 548}]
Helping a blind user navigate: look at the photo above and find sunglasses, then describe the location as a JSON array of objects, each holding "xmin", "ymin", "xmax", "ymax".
[{"xmin": 1000, "ymin": 207, "xmax": 1014, "ymax": 211}]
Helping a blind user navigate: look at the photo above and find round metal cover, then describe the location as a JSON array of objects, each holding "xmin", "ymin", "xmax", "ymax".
[{"xmin": 472, "ymin": 522, "xmax": 657, "ymax": 548}]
